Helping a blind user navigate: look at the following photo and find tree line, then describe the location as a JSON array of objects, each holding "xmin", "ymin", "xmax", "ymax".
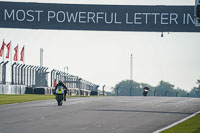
[{"xmin": 106, "ymin": 77, "xmax": 200, "ymax": 98}]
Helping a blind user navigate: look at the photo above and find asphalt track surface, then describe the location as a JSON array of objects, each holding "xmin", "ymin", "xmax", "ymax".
[{"xmin": 0, "ymin": 96, "xmax": 200, "ymax": 133}]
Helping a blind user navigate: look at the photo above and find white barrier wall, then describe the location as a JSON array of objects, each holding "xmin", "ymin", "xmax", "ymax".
[
  {"xmin": 0, "ymin": 85, "xmax": 26, "ymax": 94},
  {"xmin": 0, "ymin": 85, "xmax": 91, "ymax": 96}
]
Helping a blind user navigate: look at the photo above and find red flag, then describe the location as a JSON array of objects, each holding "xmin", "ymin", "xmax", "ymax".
[
  {"xmin": 6, "ymin": 42, "xmax": 11, "ymax": 58},
  {"xmin": 20, "ymin": 46, "xmax": 24, "ymax": 61},
  {"xmin": 0, "ymin": 41, "xmax": 6, "ymax": 57},
  {"xmin": 14, "ymin": 45, "xmax": 18, "ymax": 61}
]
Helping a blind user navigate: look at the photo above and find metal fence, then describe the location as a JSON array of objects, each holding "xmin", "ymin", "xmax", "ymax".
[
  {"xmin": 11, "ymin": 63, "xmax": 48, "ymax": 87},
  {"xmin": 0, "ymin": 62, "xmax": 99, "ymax": 95},
  {"xmin": 50, "ymin": 69, "xmax": 99, "ymax": 92}
]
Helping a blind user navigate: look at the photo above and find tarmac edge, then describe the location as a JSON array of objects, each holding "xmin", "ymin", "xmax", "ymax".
[{"xmin": 153, "ymin": 110, "xmax": 200, "ymax": 133}]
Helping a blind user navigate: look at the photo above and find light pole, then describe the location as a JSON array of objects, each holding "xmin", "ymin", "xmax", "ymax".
[
  {"xmin": 64, "ymin": 66, "xmax": 68, "ymax": 73},
  {"xmin": 130, "ymin": 54, "xmax": 133, "ymax": 96},
  {"xmin": 40, "ymin": 48, "xmax": 43, "ymax": 67}
]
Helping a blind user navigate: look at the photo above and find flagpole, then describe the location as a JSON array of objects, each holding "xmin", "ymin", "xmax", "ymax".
[
  {"xmin": 10, "ymin": 42, "xmax": 12, "ymax": 65},
  {"xmin": 23, "ymin": 45, "xmax": 25, "ymax": 64},
  {"xmin": 3, "ymin": 39, "xmax": 5, "ymax": 62},
  {"xmin": 10, "ymin": 41, "xmax": 12, "ymax": 84},
  {"xmin": 17, "ymin": 44, "xmax": 19, "ymax": 64}
]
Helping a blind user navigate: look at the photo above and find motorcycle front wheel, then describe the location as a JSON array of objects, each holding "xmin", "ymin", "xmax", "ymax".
[{"xmin": 56, "ymin": 94, "xmax": 63, "ymax": 106}]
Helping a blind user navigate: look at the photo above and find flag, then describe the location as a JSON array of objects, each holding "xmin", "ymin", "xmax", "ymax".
[
  {"xmin": 20, "ymin": 46, "xmax": 24, "ymax": 61},
  {"xmin": 14, "ymin": 45, "xmax": 18, "ymax": 61},
  {"xmin": 0, "ymin": 41, "xmax": 6, "ymax": 57},
  {"xmin": 6, "ymin": 42, "xmax": 11, "ymax": 58}
]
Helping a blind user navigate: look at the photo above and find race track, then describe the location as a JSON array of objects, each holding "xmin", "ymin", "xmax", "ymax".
[{"xmin": 0, "ymin": 96, "xmax": 200, "ymax": 133}]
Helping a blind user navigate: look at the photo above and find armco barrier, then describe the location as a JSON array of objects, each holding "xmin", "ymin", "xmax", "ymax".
[
  {"xmin": 90, "ymin": 91, "xmax": 98, "ymax": 96},
  {"xmin": 33, "ymin": 87, "xmax": 53, "ymax": 95},
  {"xmin": 25, "ymin": 87, "xmax": 34, "ymax": 94}
]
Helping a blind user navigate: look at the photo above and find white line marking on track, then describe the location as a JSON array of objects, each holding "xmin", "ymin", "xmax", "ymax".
[{"xmin": 153, "ymin": 110, "xmax": 200, "ymax": 133}]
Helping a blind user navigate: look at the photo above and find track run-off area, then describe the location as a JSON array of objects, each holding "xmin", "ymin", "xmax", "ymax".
[{"xmin": 0, "ymin": 96, "xmax": 200, "ymax": 133}]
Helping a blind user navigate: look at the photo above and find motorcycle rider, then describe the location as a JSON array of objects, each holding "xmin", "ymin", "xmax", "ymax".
[
  {"xmin": 55, "ymin": 80, "xmax": 68, "ymax": 101},
  {"xmin": 143, "ymin": 87, "xmax": 150, "ymax": 96}
]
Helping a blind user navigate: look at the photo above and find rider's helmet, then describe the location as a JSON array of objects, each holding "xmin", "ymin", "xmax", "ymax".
[
  {"xmin": 59, "ymin": 80, "xmax": 62, "ymax": 83},
  {"xmin": 144, "ymin": 87, "xmax": 150, "ymax": 91}
]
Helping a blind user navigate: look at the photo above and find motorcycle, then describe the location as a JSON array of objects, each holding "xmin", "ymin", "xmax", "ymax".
[
  {"xmin": 143, "ymin": 87, "xmax": 150, "ymax": 96},
  {"xmin": 56, "ymin": 94, "xmax": 64, "ymax": 106},
  {"xmin": 54, "ymin": 84, "xmax": 67, "ymax": 106}
]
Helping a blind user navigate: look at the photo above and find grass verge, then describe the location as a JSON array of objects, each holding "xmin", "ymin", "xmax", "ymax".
[
  {"xmin": 161, "ymin": 113, "xmax": 200, "ymax": 133},
  {"xmin": 0, "ymin": 94, "xmax": 55, "ymax": 105}
]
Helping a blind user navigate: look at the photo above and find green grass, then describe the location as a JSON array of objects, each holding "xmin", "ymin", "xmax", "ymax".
[
  {"xmin": 0, "ymin": 94, "xmax": 55, "ymax": 105},
  {"xmin": 0, "ymin": 94, "xmax": 101, "ymax": 105},
  {"xmin": 162, "ymin": 114, "xmax": 200, "ymax": 133}
]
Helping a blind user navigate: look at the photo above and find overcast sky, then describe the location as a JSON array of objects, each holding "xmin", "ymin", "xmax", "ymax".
[{"xmin": 0, "ymin": 0, "xmax": 200, "ymax": 92}]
